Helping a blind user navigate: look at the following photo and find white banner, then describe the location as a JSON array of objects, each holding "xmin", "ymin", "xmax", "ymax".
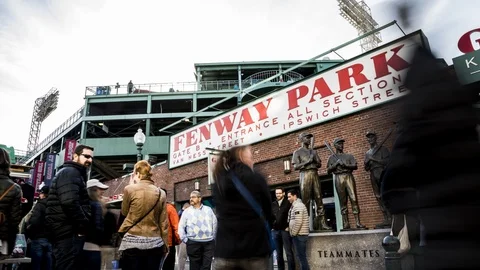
[{"xmin": 169, "ymin": 33, "xmax": 423, "ymax": 168}]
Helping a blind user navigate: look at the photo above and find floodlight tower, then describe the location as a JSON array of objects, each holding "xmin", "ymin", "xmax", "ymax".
[
  {"xmin": 26, "ymin": 88, "xmax": 60, "ymax": 154},
  {"xmin": 338, "ymin": 0, "xmax": 382, "ymax": 52}
]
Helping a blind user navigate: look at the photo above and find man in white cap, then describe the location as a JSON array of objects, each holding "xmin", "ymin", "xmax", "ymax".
[
  {"xmin": 82, "ymin": 179, "xmax": 109, "ymax": 269},
  {"xmin": 86, "ymin": 179, "xmax": 109, "ymax": 191}
]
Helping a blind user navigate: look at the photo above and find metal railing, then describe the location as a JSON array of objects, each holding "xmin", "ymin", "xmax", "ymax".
[
  {"xmin": 244, "ymin": 70, "xmax": 304, "ymax": 83},
  {"xmin": 19, "ymin": 106, "xmax": 85, "ymax": 164},
  {"xmin": 85, "ymin": 75, "xmax": 304, "ymax": 98},
  {"xmin": 85, "ymin": 80, "xmax": 242, "ymax": 97}
]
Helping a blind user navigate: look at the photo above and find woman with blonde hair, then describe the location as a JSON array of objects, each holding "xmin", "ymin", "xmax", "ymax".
[
  {"xmin": 118, "ymin": 160, "xmax": 168, "ymax": 270},
  {"xmin": 212, "ymin": 145, "xmax": 274, "ymax": 270}
]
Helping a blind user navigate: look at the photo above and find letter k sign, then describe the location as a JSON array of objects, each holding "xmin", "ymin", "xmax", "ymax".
[{"xmin": 465, "ymin": 56, "xmax": 478, "ymax": 69}]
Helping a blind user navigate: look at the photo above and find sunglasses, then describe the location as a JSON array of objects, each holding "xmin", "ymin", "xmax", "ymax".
[{"xmin": 81, "ymin": 154, "xmax": 93, "ymax": 160}]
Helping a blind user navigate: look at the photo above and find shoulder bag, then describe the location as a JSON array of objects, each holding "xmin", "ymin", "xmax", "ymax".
[
  {"xmin": 390, "ymin": 214, "xmax": 411, "ymax": 254},
  {"xmin": 229, "ymin": 171, "xmax": 276, "ymax": 253}
]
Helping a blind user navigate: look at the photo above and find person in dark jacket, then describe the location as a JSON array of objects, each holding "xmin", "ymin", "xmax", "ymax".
[
  {"xmin": 381, "ymin": 46, "xmax": 480, "ymax": 269},
  {"xmin": 212, "ymin": 145, "xmax": 273, "ymax": 270},
  {"xmin": 272, "ymin": 188, "xmax": 294, "ymax": 270},
  {"xmin": 27, "ymin": 186, "xmax": 52, "ymax": 270},
  {"xmin": 81, "ymin": 179, "xmax": 109, "ymax": 270},
  {"xmin": 45, "ymin": 144, "xmax": 93, "ymax": 270},
  {"xmin": 0, "ymin": 148, "xmax": 22, "ymax": 258}
]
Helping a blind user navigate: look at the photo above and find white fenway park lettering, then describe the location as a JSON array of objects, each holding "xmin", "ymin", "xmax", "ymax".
[{"xmin": 169, "ymin": 32, "xmax": 425, "ymax": 168}]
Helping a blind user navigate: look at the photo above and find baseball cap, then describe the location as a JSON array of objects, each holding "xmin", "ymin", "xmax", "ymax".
[
  {"xmin": 333, "ymin": 138, "xmax": 345, "ymax": 145},
  {"xmin": 39, "ymin": 186, "xmax": 49, "ymax": 194},
  {"xmin": 366, "ymin": 130, "xmax": 377, "ymax": 137},
  {"xmin": 298, "ymin": 132, "xmax": 313, "ymax": 139},
  {"xmin": 86, "ymin": 179, "xmax": 109, "ymax": 189}
]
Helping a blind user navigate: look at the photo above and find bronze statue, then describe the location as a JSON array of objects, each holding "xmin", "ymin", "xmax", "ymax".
[
  {"xmin": 326, "ymin": 138, "xmax": 366, "ymax": 230},
  {"xmin": 364, "ymin": 131, "xmax": 392, "ymax": 228},
  {"xmin": 292, "ymin": 133, "xmax": 331, "ymax": 231}
]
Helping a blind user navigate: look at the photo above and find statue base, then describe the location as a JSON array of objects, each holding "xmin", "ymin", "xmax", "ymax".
[
  {"xmin": 311, "ymin": 229, "xmax": 335, "ymax": 233},
  {"xmin": 308, "ymin": 229, "xmax": 390, "ymax": 270},
  {"xmin": 340, "ymin": 227, "xmax": 368, "ymax": 231}
]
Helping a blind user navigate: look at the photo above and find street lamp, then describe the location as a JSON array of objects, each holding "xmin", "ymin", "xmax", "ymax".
[
  {"xmin": 133, "ymin": 128, "xmax": 146, "ymax": 162},
  {"xmin": 194, "ymin": 179, "xmax": 200, "ymax": 191},
  {"xmin": 283, "ymin": 159, "xmax": 291, "ymax": 174}
]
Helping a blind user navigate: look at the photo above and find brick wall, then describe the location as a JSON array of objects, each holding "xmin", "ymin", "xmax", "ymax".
[{"xmin": 104, "ymin": 101, "xmax": 400, "ymax": 229}]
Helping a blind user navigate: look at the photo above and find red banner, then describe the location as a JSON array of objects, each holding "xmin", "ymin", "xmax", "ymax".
[
  {"xmin": 32, "ymin": 161, "xmax": 45, "ymax": 197},
  {"xmin": 64, "ymin": 139, "xmax": 77, "ymax": 162}
]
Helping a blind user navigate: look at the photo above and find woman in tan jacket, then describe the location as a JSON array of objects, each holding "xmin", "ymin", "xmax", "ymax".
[{"xmin": 118, "ymin": 160, "xmax": 169, "ymax": 270}]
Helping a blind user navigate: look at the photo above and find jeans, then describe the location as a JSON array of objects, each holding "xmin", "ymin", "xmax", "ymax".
[
  {"xmin": 121, "ymin": 247, "xmax": 165, "ymax": 270},
  {"xmin": 30, "ymin": 238, "xmax": 53, "ymax": 270},
  {"xmin": 80, "ymin": 250, "xmax": 101, "ymax": 270},
  {"xmin": 162, "ymin": 246, "xmax": 176, "ymax": 270},
  {"xmin": 186, "ymin": 240, "xmax": 215, "ymax": 270},
  {"xmin": 177, "ymin": 242, "xmax": 188, "ymax": 270},
  {"xmin": 273, "ymin": 230, "xmax": 295, "ymax": 270},
  {"xmin": 292, "ymin": 235, "xmax": 310, "ymax": 270},
  {"xmin": 52, "ymin": 235, "xmax": 85, "ymax": 270},
  {"xmin": 213, "ymin": 256, "xmax": 270, "ymax": 270}
]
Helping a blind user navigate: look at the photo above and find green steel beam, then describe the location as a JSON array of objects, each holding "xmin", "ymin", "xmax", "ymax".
[
  {"xmin": 194, "ymin": 60, "xmax": 341, "ymax": 70},
  {"xmin": 159, "ymin": 20, "xmax": 398, "ymax": 133},
  {"xmin": 83, "ymin": 111, "xmax": 221, "ymax": 122},
  {"xmin": 150, "ymin": 91, "xmax": 235, "ymax": 101},
  {"xmin": 87, "ymin": 95, "xmax": 149, "ymax": 103},
  {"xmin": 83, "ymin": 136, "xmax": 169, "ymax": 157}
]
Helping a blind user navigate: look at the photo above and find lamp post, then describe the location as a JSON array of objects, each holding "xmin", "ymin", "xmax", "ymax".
[{"xmin": 133, "ymin": 128, "xmax": 146, "ymax": 162}]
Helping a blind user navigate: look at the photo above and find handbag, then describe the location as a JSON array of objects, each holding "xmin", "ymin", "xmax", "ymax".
[
  {"xmin": 119, "ymin": 189, "xmax": 160, "ymax": 237},
  {"xmin": 229, "ymin": 171, "xmax": 276, "ymax": 253},
  {"xmin": 390, "ymin": 214, "xmax": 411, "ymax": 254}
]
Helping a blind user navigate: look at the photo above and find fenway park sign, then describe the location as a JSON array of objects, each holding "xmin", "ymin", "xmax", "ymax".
[{"xmin": 169, "ymin": 32, "xmax": 424, "ymax": 168}]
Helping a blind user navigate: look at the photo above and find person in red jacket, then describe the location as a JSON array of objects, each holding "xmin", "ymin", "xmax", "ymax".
[{"xmin": 161, "ymin": 189, "xmax": 180, "ymax": 270}]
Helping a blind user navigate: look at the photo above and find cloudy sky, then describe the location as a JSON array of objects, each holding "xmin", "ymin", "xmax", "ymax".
[{"xmin": 0, "ymin": 0, "xmax": 478, "ymax": 152}]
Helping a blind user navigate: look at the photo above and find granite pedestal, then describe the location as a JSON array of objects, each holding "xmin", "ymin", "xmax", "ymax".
[{"xmin": 307, "ymin": 229, "xmax": 390, "ymax": 270}]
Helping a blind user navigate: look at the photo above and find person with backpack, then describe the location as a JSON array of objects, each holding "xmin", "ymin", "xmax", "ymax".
[{"xmin": 0, "ymin": 148, "xmax": 22, "ymax": 259}]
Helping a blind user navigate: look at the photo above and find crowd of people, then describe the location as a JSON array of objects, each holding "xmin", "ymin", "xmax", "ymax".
[{"xmin": 0, "ymin": 143, "xmax": 315, "ymax": 270}]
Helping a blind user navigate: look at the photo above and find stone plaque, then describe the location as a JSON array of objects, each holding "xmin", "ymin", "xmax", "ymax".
[{"xmin": 307, "ymin": 229, "xmax": 389, "ymax": 270}]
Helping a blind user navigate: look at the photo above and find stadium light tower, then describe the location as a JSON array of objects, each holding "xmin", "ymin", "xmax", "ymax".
[
  {"xmin": 338, "ymin": 0, "xmax": 382, "ymax": 52},
  {"xmin": 26, "ymin": 88, "xmax": 60, "ymax": 154}
]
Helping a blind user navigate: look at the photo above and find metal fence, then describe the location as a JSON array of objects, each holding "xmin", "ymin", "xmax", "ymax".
[
  {"xmin": 85, "ymin": 80, "xmax": 242, "ymax": 97},
  {"xmin": 84, "ymin": 73, "xmax": 304, "ymax": 97}
]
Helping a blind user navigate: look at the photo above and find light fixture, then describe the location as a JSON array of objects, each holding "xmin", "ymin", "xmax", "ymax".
[
  {"xmin": 194, "ymin": 179, "xmax": 200, "ymax": 191},
  {"xmin": 133, "ymin": 128, "xmax": 146, "ymax": 161},
  {"xmin": 283, "ymin": 159, "xmax": 291, "ymax": 174}
]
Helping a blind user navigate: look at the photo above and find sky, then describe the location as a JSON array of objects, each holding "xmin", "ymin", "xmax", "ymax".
[{"xmin": 0, "ymin": 0, "xmax": 479, "ymax": 152}]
